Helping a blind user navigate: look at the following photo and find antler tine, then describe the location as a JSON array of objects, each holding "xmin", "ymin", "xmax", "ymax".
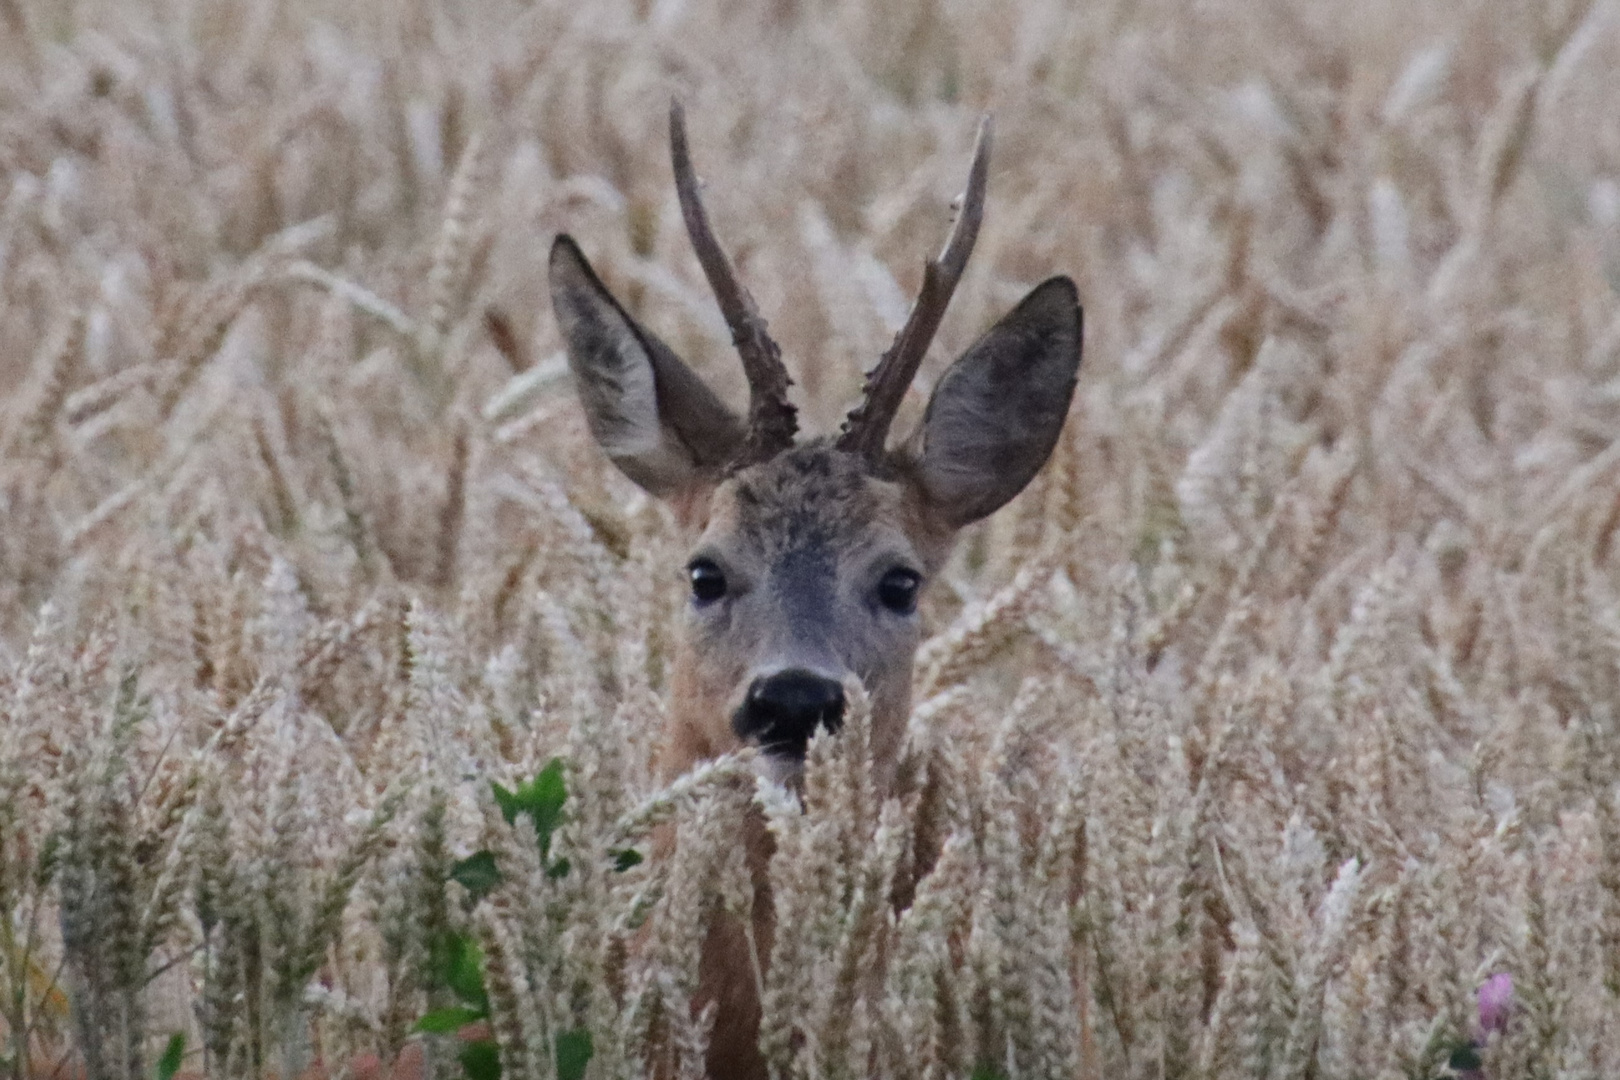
[
  {"xmin": 670, "ymin": 100, "xmax": 797, "ymax": 462},
  {"xmin": 837, "ymin": 115, "xmax": 992, "ymax": 460}
]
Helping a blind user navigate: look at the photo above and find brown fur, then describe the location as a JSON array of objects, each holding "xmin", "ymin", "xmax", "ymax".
[
  {"xmin": 657, "ymin": 444, "xmax": 950, "ymax": 1080},
  {"xmin": 550, "ymin": 206, "xmax": 1080, "ymax": 1080},
  {"xmin": 660, "ymin": 443, "xmax": 950, "ymax": 788}
]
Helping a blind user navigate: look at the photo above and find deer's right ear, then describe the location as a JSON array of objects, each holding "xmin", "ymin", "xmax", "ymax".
[
  {"xmin": 907, "ymin": 276, "xmax": 1082, "ymax": 529},
  {"xmin": 549, "ymin": 235, "xmax": 745, "ymax": 498}
]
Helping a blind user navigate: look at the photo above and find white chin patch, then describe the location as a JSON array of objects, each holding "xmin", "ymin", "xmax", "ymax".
[{"xmin": 752, "ymin": 751, "xmax": 804, "ymax": 787}]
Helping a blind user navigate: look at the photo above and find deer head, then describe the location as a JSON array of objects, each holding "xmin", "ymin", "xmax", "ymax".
[{"xmin": 549, "ymin": 104, "xmax": 1082, "ymax": 785}]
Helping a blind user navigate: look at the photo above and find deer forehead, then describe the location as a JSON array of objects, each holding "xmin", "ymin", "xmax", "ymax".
[{"xmin": 696, "ymin": 443, "xmax": 933, "ymax": 572}]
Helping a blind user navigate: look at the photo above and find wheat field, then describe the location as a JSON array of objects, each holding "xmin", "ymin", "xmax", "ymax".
[{"xmin": 2, "ymin": 0, "xmax": 1620, "ymax": 1077}]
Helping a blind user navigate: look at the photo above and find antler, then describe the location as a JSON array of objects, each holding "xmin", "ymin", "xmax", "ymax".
[
  {"xmin": 670, "ymin": 101, "xmax": 797, "ymax": 464},
  {"xmin": 837, "ymin": 116, "xmax": 992, "ymax": 460}
]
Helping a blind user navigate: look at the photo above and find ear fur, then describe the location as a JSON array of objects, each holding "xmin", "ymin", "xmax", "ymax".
[
  {"xmin": 548, "ymin": 235, "xmax": 745, "ymax": 497},
  {"xmin": 908, "ymin": 276, "xmax": 1082, "ymax": 529}
]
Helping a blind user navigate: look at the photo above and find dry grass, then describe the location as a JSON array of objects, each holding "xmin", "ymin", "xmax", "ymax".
[{"xmin": 3, "ymin": 0, "xmax": 1620, "ymax": 1077}]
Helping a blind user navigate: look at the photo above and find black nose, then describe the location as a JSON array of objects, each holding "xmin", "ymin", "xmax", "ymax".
[{"xmin": 734, "ymin": 670, "xmax": 846, "ymax": 758}]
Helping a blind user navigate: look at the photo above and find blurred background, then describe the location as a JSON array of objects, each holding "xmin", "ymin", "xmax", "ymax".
[{"xmin": 1, "ymin": 0, "xmax": 1618, "ymax": 630}]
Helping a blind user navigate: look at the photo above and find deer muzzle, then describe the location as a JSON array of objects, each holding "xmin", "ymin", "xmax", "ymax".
[{"xmin": 733, "ymin": 669, "xmax": 846, "ymax": 760}]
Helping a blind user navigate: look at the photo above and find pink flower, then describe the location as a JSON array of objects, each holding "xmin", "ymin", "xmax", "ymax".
[
  {"xmin": 1453, "ymin": 974, "xmax": 1515, "ymax": 1079},
  {"xmin": 1477, "ymin": 973, "xmax": 1514, "ymax": 1036}
]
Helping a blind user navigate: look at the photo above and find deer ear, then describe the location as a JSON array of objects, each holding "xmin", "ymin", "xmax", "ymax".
[
  {"xmin": 908, "ymin": 277, "xmax": 1082, "ymax": 529},
  {"xmin": 549, "ymin": 235, "xmax": 745, "ymax": 498}
]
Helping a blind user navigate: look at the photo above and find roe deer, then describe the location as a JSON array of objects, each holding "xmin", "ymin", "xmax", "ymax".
[{"xmin": 548, "ymin": 103, "xmax": 1082, "ymax": 1078}]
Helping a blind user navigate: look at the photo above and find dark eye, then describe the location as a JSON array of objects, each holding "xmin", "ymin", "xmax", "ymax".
[
  {"xmin": 876, "ymin": 568, "xmax": 921, "ymax": 615},
  {"xmin": 688, "ymin": 559, "xmax": 727, "ymax": 605}
]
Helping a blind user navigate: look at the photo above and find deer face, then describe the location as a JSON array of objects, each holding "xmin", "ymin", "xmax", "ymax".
[
  {"xmin": 548, "ymin": 106, "xmax": 1082, "ymax": 782},
  {"xmin": 674, "ymin": 444, "xmax": 932, "ymax": 780}
]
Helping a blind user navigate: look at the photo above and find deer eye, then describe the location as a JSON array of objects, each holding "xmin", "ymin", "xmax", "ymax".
[
  {"xmin": 688, "ymin": 559, "xmax": 728, "ymax": 605},
  {"xmin": 876, "ymin": 568, "xmax": 921, "ymax": 615}
]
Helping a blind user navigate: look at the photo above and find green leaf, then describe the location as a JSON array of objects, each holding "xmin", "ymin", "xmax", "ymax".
[
  {"xmin": 530, "ymin": 757, "xmax": 567, "ymax": 812},
  {"xmin": 413, "ymin": 1006, "xmax": 488, "ymax": 1034},
  {"xmin": 431, "ymin": 931, "xmax": 489, "ymax": 1011},
  {"xmin": 969, "ymin": 1068, "xmax": 1008, "ymax": 1080},
  {"xmin": 1448, "ymin": 1043, "xmax": 1483, "ymax": 1071},
  {"xmin": 525, "ymin": 759, "xmax": 569, "ymax": 858},
  {"xmin": 155, "ymin": 1034, "xmax": 185, "ymax": 1080},
  {"xmin": 451, "ymin": 850, "xmax": 503, "ymax": 900},
  {"xmin": 490, "ymin": 782, "xmax": 521, "ymax": 826},
  {"xmin": 447, "ymin": 941, "xmax": 488, "ymax": 1010},
  {"xmin": 610, "ymin": 847, "xmax": 642, "ymax": 872},
  {"xmin": 546, "ymin": 857, "xmax": 571, "ymax": 880},
  {"xmin": 458, "ymin": 1040, "xmax": 501, "ymax": 1080},
  {"xmin": 490, "ymin": 758, "xmax": 569, "ymax": 856},
  {"xmin": 554, "ymin": 1028, "xmax": 593, "ymax": 1080}
]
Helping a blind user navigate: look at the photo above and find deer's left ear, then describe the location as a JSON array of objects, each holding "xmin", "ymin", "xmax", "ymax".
[
  {"xmin": 549, "ymin": 235, "xmax": 745, "ymax": 499},
  {"xmin": 907, "ymin": 277, "xmax": 1082, "ymax": 529}
]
